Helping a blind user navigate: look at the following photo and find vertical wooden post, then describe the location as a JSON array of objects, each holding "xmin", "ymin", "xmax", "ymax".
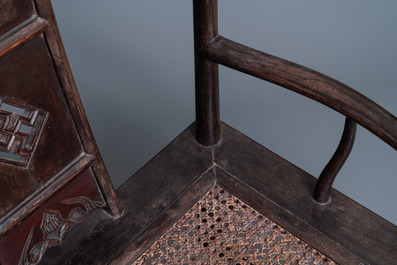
[
  {"xmin": 193, "ymin": 0, "xmax": 220, "ymax": 146},
  {"xmin": 314, "ymin": 118, "xmax": 357, "ymax": 203}
]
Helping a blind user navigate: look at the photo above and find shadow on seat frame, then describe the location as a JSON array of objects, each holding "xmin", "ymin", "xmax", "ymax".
[{"xmin": 35, "ymin": 1, "xmax": 397, "ymax": 264}]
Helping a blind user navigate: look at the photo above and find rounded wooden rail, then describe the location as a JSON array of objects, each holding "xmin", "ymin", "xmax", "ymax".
[
  {"xmin": 193, "ymin": 1, "xmax": 396, "ymax": 204},
  {"xmin": 199, "ymin": 36, "xmax": 397, "ymax": 151},
  {"xmin": 197, "ymin": 34, "xmax": 396, "ymax": 203}
]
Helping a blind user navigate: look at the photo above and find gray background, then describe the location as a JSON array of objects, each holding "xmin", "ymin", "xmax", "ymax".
[{"xmin": 51, "ymin": 1, "xmax": 397, "ymax": 225}]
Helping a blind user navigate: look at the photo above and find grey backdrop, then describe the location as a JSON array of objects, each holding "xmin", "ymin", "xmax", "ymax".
[{"xmin": 51, "ymin": 1, "xmax": 397, "ymax": 225}]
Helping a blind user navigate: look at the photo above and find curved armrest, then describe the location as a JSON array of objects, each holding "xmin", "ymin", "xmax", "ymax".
[{"xmin": 200, "ymin": 36, "xmax": 397, "ymax": 150}]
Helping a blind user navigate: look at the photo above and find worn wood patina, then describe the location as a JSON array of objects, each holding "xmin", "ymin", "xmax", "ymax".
[{"xmin": 0, "ymin": 1, "xmax": 396, "ymax": 265}]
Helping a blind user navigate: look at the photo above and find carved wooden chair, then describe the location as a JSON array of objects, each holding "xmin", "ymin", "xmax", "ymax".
[{"xmin": 0, "ymin": 1, "xmax": 396, "ymax": 264}]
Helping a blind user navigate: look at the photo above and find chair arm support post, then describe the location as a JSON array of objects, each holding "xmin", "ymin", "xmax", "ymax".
[
  {"xmin": 193, "ymin": 0, "xmax": 220, "ymax": 146},
  {"xmin": 314, "ymin": 118, "xmax": 357, "ymax": 203}
]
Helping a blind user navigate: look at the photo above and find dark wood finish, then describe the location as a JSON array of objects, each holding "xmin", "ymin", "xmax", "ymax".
[
  {"xmin": 0, "ymin": 167, "xmax": 105, "ymax": 265},
  {"xmin": 19, "ymin": 196, "xmax": 104, "ymax": 265},
  {"xmin": 314, "ymin": 118, "xmax": 357, "ymax": 203},
  {"xmin": 0, "ymin": 16, "xmax": 48, "ymax": 58},
  {"xmin": 36, "ymin": 0, "xmax": 123, "ymax": 216},
  {"xmin": 37, "ymin": 123, "xmax": 397, "ymax": 265},
  {"xmin": 0, "ymin": 1, "xmax": 122, "ymax": 264},
  {"xmin": 200, "ymin": 36, "xmax": 397, "ymax": 150},
  {"xmin": 0, "ymin": 35, "xmax": 83, "ymax": 221},
  {"xmin": 41, "ymin": 125, "xmax": 215, "ymax": 264},
  {"xmin": 0, "ymin": 0, "xmax": 35, "ymax": 36},
  {"xmin": 111, "ymin": 169, "xmax": 216, "ymax": 264},
  {"xmin": 1, "ymin": 1, "xmax": 395, "ymax": 265},
  {"xmin": 215, "ymin": 123, "xmax": 396, "ymax": 265},
  {"xmin": 34, "ymin": 0, "xmax": 122, "ymax": 216},
  {"xmin": 0, "ymin": 154, "xmax": 94, "ymax": 236},
  {"xmin": 194, "ymin": 0, "xmax": 220, "ymax": 146}
]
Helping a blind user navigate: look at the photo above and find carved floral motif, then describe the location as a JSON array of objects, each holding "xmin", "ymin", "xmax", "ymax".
[{"xmin": 18, "ymin": 196, "xmax": 105, "ymax": 265}]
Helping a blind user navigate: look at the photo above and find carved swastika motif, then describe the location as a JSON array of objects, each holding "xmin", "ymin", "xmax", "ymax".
[{"xmin": 0, "ymin": 97, "xmax": 48, "ymax": 167}]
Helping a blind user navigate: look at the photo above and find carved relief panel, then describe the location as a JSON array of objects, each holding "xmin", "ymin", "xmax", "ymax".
[
  {"xmin": 0, "ymin": 169, "xmax": 105, "ymax": 265},
  {"xmin": 0, "ymin": 1, "xmax": 121, "ymax": 264},
  {"xmin": 0, "ymin": 35, "xmax": 84, "ymax": 220},
  {"xmin": 0, "ymin": 97, "xmax": 48, "ymax": 167}
]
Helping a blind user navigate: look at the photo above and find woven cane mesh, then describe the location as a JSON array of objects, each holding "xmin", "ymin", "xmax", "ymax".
[{"xmin": 134, "ymin": 186, "xmax": 336, "ymax": 265}]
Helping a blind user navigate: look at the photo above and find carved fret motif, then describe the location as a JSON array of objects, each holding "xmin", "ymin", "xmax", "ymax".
[
  {"xmin": 0, "ymin": 97, "xmax": 48, "ymax": 167},
  {"xmin": 18, "ymin": 196, "xmax": 105, "ymax": 265}
]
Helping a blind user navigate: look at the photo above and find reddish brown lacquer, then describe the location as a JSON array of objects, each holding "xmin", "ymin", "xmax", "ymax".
[
  {"xmin": 0, "ymin": 1, "xmax": 121, "ymax": 264},
  {"xmin": 0, "ymin": 168, "xmax": 105, "ymax": 265},
  {"xmin": 1, "ymin": 1, "xmax": 396, "ymax": 265},
  {"xmin": 0, "ymin": 0, "xmax": 35, "ymax": 37},
  {"xmin": 0, "ymin": 35, "xmax": 83, "ymax": 219}
]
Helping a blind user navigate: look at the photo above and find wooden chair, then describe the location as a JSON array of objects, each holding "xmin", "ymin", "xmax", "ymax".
[{"xmin": 0, "ymin": 1, "xmax": 396, "ymax": 264}]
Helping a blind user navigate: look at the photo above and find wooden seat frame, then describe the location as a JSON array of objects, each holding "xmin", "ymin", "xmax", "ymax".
[{"xmin": 0, "ymin": 1, "xmax": 396, "ymax": 264}]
